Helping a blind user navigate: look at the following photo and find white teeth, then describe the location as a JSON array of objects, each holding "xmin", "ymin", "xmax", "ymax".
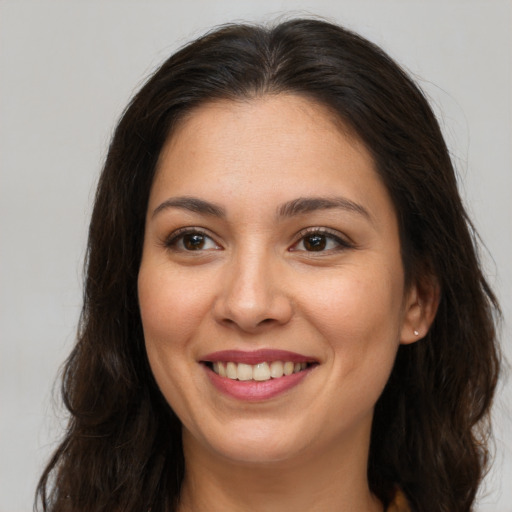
[
  {"xmin": 226, "ymin": 362, "xmax": 237, "ymax": 379},
  {"xmin": 237, "ymin": 363, "xmax": 253, "ymax": 381},
  {"xmin": 211, "ymin": 360, "xmax": 310, "ymax": 381},
  {"xmin": 270, "ymin": 361, "xmax": 284, "ymax": 378},
  {"xmin": 253, "ymin": 362, "xmax": 271, "ymax": 381},
  {"xmin": 283, "ymin": 361, "xmax": 294, "ymax": 375}
]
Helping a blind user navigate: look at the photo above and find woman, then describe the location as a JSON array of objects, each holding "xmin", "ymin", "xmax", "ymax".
[{"xmin": 36, "ymin": 18, "xmax": 500, "ymax": 512}]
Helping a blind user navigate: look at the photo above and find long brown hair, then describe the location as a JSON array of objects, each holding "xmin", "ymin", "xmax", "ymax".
[{"xmin": 36, "ymin": 19, "xmax": 500, "ymax": 512}]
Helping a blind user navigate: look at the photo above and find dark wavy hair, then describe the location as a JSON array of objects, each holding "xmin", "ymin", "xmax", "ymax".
[{"xmin": 36, "ymin": 18, "xmax": 500, "ymax": 512}]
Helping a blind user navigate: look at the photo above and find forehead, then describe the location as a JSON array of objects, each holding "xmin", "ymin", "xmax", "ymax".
[
  {"xmin": 168, "ymin": 93, "xmax": 354, "ymax": 145},
  {"xmin": 149, "ymin": 95, "xmax": 397, "ymax": 225},
  {"xmin": 154, "ymin": 94, "xmax": 375, "ymax": 186}
]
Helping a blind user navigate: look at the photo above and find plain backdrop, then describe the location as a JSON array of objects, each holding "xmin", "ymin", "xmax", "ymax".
[{"xmin": 1, "ymin": 1, "xmax": 511, "ymax": 511}]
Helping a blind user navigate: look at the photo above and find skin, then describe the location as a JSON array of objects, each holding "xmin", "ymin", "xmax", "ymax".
[{"xmin": 138, "ymin": 94, "xmax": 437, "ymax": 512}]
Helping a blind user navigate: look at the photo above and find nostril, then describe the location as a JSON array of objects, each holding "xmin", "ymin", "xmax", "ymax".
[
  {"xmin": 220, "ymin": 316, "xmax": 275, "ymax": 329},
  {"xmin": 213, "ymin": 291, "xmax": 294, "ymax": 332}
]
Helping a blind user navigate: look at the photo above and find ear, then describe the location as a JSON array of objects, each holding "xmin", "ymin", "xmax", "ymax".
[{"xmin": 400, "ymin": 274, "xmax": 440, "ymax": 345}]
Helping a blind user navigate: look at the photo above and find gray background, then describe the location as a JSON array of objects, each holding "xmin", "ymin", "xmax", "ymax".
[{"xmin": 1, "ymin": 1, "xmax": 510, "ymax": 510}]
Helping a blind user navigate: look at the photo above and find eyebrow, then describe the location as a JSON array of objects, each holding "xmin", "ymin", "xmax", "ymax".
[
  {"xmin": 277, "ymin": 196, "xmax": 372, "ymax": 221},
  {"xmin": 152, "ymin": 195, "xmax": 372, "ymax": 222},
  {"xmin": 152, "ymin": 196, "xmax": 226, "ymax": 218}
]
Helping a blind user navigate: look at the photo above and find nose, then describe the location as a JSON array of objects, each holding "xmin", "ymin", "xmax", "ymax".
[{"xmin": 213, "ymin": 248, "xmax": 293, "ymax": 333}]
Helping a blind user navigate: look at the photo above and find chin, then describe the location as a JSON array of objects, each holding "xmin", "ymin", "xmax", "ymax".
[{"xmin": 187, "ymin": 419, "xmax": 313, "ymax": 465}]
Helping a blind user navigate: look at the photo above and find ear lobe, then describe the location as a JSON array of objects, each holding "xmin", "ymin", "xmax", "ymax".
[{"xmin": 400, "ymin": 275, "xmax": 440, "ymax": 345}]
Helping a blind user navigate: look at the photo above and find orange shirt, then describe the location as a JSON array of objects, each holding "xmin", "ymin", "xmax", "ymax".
[{"xmin": 387, "ymin": 489, "xmax": 411, "ymax": 512}]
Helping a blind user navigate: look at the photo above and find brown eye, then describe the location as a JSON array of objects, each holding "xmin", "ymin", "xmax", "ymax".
[
  {"xmin": 165, "ymin": 230, "xmax": 220, "ymax": 252},
  {"xmin": 290, "ymin": 229, "xmax": 351, "ymax": 253},
  {"xmin": 183, "ymin": 233, "xmax": 207, "ymax": 250},
  {"xmin": 303, "ymin": 234, "xmax": 327, "ymax": 251}
]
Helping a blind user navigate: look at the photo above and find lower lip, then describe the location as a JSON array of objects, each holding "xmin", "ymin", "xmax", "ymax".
[{"xmin": 204, "ymin": 366, "xmax": 312, "ymax": 402}]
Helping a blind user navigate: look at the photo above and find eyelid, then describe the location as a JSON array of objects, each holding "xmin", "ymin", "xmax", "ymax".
[
  {"xmin": 161, "ymin": 226, "xmax": 353, "ymax": 253},
  {"xmin": 163, "ymin": 226, "xmax": 222, "ymax": 250},
  {"xmin": 290, "ymin": 227, "xmax": 354, "ymax": 251}
]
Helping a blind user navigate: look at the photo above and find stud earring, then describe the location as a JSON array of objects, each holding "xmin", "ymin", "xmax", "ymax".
[{"xmin": 413, "ymin": 329, "xmax": 419, "ymax": 336}]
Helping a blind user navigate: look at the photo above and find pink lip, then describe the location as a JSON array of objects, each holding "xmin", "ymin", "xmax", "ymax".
[
  {"xmin": 201, "ymin": 349, "xmax": 315, "ymax": 365},
  {"xmin": 204, "ymin": 364, "xmax": 313, "ymax": 402}
]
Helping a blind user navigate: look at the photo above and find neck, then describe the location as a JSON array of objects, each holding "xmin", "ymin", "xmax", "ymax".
[{"xmin": 177, "ymin": 426, "xmax": 383, "ymax": 512}]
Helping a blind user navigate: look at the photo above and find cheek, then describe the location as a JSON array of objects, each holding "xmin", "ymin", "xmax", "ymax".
[
  {"xmin": 302, "ymin": 265, "xmax": 404, "ymax": 340},
  {"xmin": 137, "ymin": 263, "xmax": 208, "ymax": 399},
  {"xmin": 137, "ymin": 263, "xmax": 211, "ymax": 418},
  {"xmin": 298, "ymin": 263, "xmax": 404, "ymax": 392},
  {"xmin": 138, "ymin": 263, "xmax": 210, "ymax": 347}
]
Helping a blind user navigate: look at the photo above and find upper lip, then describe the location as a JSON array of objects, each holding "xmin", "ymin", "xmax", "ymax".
[{"xmin": 200, "ymin": 349, "xmax": 317, "ymax": 365}]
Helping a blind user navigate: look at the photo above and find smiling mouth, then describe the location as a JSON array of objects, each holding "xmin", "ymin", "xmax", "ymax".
[{"xmin": 205, "ymin": 361, "xmax": 315, "ymax": 382}]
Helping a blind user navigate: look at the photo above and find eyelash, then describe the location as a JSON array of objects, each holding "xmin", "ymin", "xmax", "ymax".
[
  {"xmin": 164, "ymin": 226, "xmax": 353, "ymax": 254},
  {"xmin": 164, "ymin": 227, "xmax": 220, "ymax": 252},
  {"xmin": 290, "ymin": 227, "xmax": 353, "ymax": 253}
]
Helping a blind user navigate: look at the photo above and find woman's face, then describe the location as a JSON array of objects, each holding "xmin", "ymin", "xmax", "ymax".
[{"xmin": 138, "ymin": 95, "xmax": 421, "ymax": 466}]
